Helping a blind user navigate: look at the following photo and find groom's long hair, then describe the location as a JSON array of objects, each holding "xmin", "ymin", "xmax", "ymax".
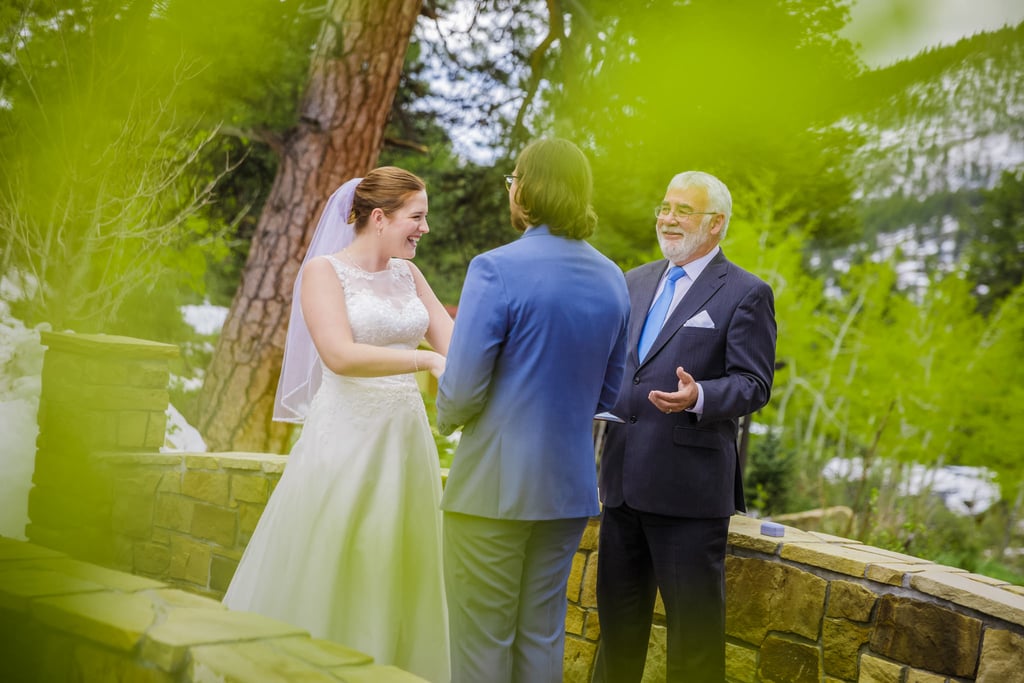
[{"xmin": 514, "ymin": 138, "xmax": 597, "ymax": 240}]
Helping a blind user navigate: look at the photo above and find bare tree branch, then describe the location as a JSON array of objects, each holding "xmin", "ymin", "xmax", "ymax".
[
  {"xmin": 384, "ymin": 136, "xmax": 430, "ymax": 153},
  {"xmin": 511, "ymin": 0, "xmax": 564, "ymax": 145}
]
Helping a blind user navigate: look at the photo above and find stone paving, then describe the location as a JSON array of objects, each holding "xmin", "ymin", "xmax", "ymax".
[{"xmin": 0, "ymin": 535, "xmax": 426, "ymax": 682}]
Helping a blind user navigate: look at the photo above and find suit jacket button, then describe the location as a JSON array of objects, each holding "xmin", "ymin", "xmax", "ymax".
[
  {"xmin": 633, "ymin": 377, "xmax": 640, "ymax": 385},
  {"xmin": 629, "ymin": 415, "xmax": 638, "ymax": 423}
]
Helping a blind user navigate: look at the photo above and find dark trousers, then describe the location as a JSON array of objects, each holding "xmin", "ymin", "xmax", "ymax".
[
  {"xmin": 444, "ymin": 511, "xmax": 589, "ymax": 683},
  {"xmin": 593, "ymin": 504, "xmax": 730, "ymax": 683}
]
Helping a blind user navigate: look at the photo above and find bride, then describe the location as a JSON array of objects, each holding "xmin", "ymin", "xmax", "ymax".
[{"xmin": 223, "ymin": 167, "xmax": 453, "ymax": 682}]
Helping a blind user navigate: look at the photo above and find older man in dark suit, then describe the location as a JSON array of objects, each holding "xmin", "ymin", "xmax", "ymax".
[{"xmin": 594, "ymin": 171, "xmax": 777, "ymax": 682}]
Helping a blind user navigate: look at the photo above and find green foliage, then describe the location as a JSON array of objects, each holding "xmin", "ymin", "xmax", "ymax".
[
  {"xmin": 963, "ymin": 170, "xmax": 1024, "ymax": 314},
  {"xmin": 0, "ymin": 6, "xmax": 194, "ymax": 327},
  {"xmin": 869, "ymin": 498, "xmax": 991, "ymax": 576},
  {"xmin": 947, "ymin": 285, "xmax": 1024, "ymax": 491},
  {"xmin": 147, "ymin": 1, "xmax": 323, "ymax": 308},
  {"xmin": 718, "ymin": 171, "xmax": 1024, "ymax": 556},
  {"xmin": 379, "ymin": 39, "xmax": 518, "ymax": 304},
  {"xmin": 153, "ymin": 0, "xmax": 321, "ymax": 132},
  {"xmin": 189, "ymin": 137, "xmax": 280, "ymax": 307},
  {"xmin": 744, "ymin": 432, "xmax": 795, "ymax": 516},
  {"xmin": 0, "ymin": 1, "xmax": 325, "ymax": 333},
  {"xmin": 855, "ymin": 188, "xmax": 981, "ymax": 245},
  {"xmin": 779, "ymin": 265, "xmax": 1024, "ymax": 561},
  {"xmin": 812, "ymin": 471, "xmax": 1022, "ymax": 584},
  {"xmin": 543, "ymin": 0, "xmax": 864, "ymax": 258},
  {"xmin": 413, "ymin": 0, "xmax": 552, "ymax": 155}
]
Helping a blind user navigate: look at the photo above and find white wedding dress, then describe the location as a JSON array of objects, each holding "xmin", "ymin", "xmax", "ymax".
[{"xmin": 223, "ymin": 255, "xmax": 449, "ymax": 682}]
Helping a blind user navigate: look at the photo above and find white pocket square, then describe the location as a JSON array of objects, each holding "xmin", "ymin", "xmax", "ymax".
[{"xmin": 683, "ymin": 310, "xmax": 715, "ymax": 329}]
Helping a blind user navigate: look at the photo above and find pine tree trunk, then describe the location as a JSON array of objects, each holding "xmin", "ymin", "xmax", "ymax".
[{"xmin": 196, "ymin": 0, "xmax": 422, "ymax": 452}]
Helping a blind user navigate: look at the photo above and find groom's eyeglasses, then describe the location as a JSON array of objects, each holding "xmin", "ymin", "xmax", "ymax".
[{"xmin": 504, "ymin": 174, "xmax": 519, "ymax": 191}]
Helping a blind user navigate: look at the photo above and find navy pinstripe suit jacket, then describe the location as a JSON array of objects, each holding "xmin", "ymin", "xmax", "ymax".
[{"xmin": 599, "ymin": 249, "xmax": 777, "ymax": 518}]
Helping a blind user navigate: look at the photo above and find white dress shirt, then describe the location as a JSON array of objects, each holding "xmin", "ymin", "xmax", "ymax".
[{"xmin": 646, "ymin": 246, "xmax": 721, "ymax": 415}]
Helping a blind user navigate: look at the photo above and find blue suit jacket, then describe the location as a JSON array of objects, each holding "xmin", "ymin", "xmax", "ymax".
[
  {"xmin": 438, "ymin": 226, "xmax": 630, "ymax": 520},
  {"xmin": 599, "ymin": 250, "xmax": 777, "ymax": 518}
]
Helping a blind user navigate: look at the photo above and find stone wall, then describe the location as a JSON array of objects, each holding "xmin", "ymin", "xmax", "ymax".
[
  {"xmin": 25, "ymin": 332, "xmax": 288, "ymax": 596},
  {"xmin": 28, "ymin": 331, "xmax": 177, "ymax": 563},
  {"xmin": 562, "ymin": 514, "xmax": 1024, "ymax": 683},
  {"xmin": 90, "ymin": 451, "xmax": 285, "ymax": 597},
  {"xmin": 724, "ymin": 516, "xmax": 1024, "ymax": 682}
]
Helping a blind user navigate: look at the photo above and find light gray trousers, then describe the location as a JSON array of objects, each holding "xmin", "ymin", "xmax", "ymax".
[{"xmin": 443, "ymin": 511, "xmax": 589, "ymax": 683}]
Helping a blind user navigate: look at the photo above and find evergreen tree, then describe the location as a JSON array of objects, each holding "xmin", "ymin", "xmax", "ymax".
[{"xmin": 964, "ymin": 170, "xmax": 1024, "ymax": 313}]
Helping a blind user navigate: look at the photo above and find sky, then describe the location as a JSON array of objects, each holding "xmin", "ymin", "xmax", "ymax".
[{"xmin": 842, "ymin": 0, "xmax": 1024, "ymax": 67}]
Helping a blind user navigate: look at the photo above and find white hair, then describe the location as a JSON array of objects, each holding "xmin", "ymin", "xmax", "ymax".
[{"xmin": 666, "ymin": 171, "xmax": 732, "ymax": 239}]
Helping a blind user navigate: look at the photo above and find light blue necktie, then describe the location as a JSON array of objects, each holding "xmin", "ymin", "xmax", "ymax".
[{"xmin": 638, "ymin": 266, "xmax": 686, "ymax": 361}]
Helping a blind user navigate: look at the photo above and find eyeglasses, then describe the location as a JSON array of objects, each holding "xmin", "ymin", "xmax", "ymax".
[
  {"xmin": 655, "ymin": 204, "xmax": 719, "ymax": 220},
  {"xmin": 504, "ymin": 174, "xmax": 519, "ymax": 191}
]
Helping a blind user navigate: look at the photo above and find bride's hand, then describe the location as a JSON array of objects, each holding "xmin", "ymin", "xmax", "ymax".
[{"xmin": 422, "ymin": 350, "xmax": 446, "ymax": 379}]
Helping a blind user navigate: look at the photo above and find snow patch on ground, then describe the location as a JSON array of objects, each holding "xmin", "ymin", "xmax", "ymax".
[
  {"xmin": 162, "ymin": 403, "xmax": 206, "ymax": 453},
  {"xmin": 823, "ymin": 457, "xmax": 1000, "ymax": 515},
  {"xmin": 180, "ymin": 303, "xmax": 229, "ymax": 336},
  {"xmin": 0, "ymin": 299, "xmax": 46, "ymax": 539}
]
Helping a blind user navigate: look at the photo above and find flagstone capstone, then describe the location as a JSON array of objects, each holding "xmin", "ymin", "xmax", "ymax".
[
  {"xmin": 187, "ymin": 641, "xmax": 340, "ymax": 682},
  {"xmin": 28, "ymin": 556, "xmax": 164, "ymax": 592},
  {"xmin": 0, "ymin": 536, "xmax": 416, "ymax": 681},
  {"xmin": 142, "ymin": 607, "xmax": 308, "ymax": 671},
  {"xmin": 911, "ymin": 568, "xmax": 1024, "ymax": 627},
  {"xmin": 0, "ymin": 567, "xmax": 105, "ymax": 611},
  {"xmin": 33, "ymin": 591, "xmax": 156, "ymax": 652}
]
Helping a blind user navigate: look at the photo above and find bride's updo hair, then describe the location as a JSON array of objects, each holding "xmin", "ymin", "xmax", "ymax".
[{"xmin": 348, "ymin": 166, "xmax": 426, "ymax": 232}]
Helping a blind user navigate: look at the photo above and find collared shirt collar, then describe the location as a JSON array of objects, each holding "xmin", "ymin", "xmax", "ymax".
[
  {"xmin": 521, "ymin": 224, "xmax": 548, "ymax": 237},
  {"xmin": 665, "ymin": 245, "xmax": 719, "ymax": 282}
]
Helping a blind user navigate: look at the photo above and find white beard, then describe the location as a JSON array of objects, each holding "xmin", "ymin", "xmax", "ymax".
[{"xmin": 657, "ymin": 218, "xmax": 712, "ymax": 263}]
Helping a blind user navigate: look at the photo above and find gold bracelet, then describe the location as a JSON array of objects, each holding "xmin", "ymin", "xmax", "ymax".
[{"xmin": 413, "ymin": 350, "xmax": 419, "ymax": 372}]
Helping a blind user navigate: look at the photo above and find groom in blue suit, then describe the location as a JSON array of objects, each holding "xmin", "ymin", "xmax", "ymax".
[{"xmin": 438, "ymin": 138, "xmax": 630, "ymax": 683}]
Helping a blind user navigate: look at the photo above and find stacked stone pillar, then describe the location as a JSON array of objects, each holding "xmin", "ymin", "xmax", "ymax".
[{"xmin": 27, "ymin": 331, "xmax": 177, "ymax": 565}]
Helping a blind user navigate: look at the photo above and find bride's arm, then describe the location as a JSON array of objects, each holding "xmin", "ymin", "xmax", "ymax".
[
  {"xmin": 301, "ymin": 257, "xmax": 440, "ymax": 377},
  {"xmin": 406, "ymin": 261, "xmax": 454, "ymax": 356}
]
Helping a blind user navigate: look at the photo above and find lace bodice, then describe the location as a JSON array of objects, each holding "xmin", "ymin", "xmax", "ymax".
[
  {"xmin": 308, "ymin": 255, "xmax": 429, "ymax": 420},
  {"xmin": 323, "ymin": 255, "xmax": 429, "ymax": 348}
]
